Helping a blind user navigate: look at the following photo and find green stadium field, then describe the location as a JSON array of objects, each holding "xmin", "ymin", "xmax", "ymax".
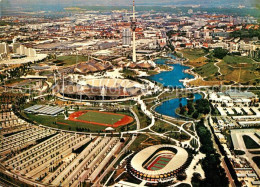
[{"xmin": 76, "ymin": 111, "xmax": 124, "ymax": 125}]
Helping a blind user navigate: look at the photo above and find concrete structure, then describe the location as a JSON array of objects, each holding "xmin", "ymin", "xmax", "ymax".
[
  {"xmin": 12, "ymin": 43, "xmax": 21, "ymax": 53},
  {"xmin": 0, "ymin": 42, "xmax": 9, "ymax": 55},
  {"xmin": 55, "ymin": 78, "xmax": 145, "ymax": 100},
  {"xmin": 122, "ymin": 28, "xmax": 131, "ymax": 46},
  {"xmin": 24, "ymin": 105, "xmax": 64, "ymax": 116},
  {"xmin": 127, "ymin": 145, "xmax": 191, "ymax": 183}
]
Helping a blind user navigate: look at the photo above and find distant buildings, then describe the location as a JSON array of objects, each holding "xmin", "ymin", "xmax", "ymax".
[
  {"xmin": 13, "ymin": 43, "xmax": 37, "ymax": 57},
  {"xmin": 188, "ymin": 9, "xmax": 193, "ymax": 14}
]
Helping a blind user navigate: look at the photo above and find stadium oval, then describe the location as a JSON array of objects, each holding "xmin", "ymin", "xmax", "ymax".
[{"xmin": 127, "ymin": 144, "xmax": 191, "ymax": 183}]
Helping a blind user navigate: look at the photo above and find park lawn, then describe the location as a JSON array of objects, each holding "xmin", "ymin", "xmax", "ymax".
[
  {"xmin": 218, "ymin": 58, "xmax": 259, "ymax": 84},
  {"xmin": 184, "ymin": 56, "xmax": 208, "ymax": 68},
  {"xmin": 129, "ymin": 134, "xmax": 149, "ymax": 151},
  {"xmin": 77, "ymin": 111, "xmax": 123, "ymax": 125},
  {"xmin": 250, "ymin": 151, "xmax": 260, "ymax": 154},
  {"xmin": 253, "ymin": 157, "xmax": 260, "ymax": 169},
  {"xmin": 187, "ymin": 78, "xmax": 224, "ymax": 87},
  {"xmin": 24, "ymin": 113, "xmax": 107, "ymax": 131},
  {"xmin": 193, "ymin": 62, "xmax": 218, "ymax": 78},
  {"xmin": 132, "ymin": 105, "xmax": 151, "ymax": 129},
  {"xmin": 55, "ymin": 55, "xmax": 88, "ymax": 66},
  {"xmin": 223, "ymin": 55, "xmax": 255, "ymax": 65},
  {"xmin": 189, "ymin": 54, "xmax": 259, "ymax": 85},
  {"xmin": 120, "ymin": 68, "xmax": 137, "ymax": 77},
  {"xmin": 151, "ymin": 119, "xmax": 179, "ymax": 133},
  {"xmin": 181, "ymin": 48, "xmax": 208, "ymax": 61},
  {"xmin": 243, "ymin": 135, "xmax": 260, "ymax": 149},
  {"xmin": 168, "ymin": 132, "xmax": 190, "ymax": 141}
]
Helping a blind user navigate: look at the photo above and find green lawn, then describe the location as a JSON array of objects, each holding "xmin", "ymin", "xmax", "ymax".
[
  {"xmin": 193, "ymin": 62, "xmax": 218, "ymax": 78},
  {"xmin": 234, "ymin": 150, "xmax": 245, "ymax": 155},
  {"xmin": 129, "ymin": 134, "xmax": 149, "ymax": 151},
  {"xmin": 181, "ymin": 48, "xmax": 208, "ymax": 61},
  {"xmin": 54, "ymin": 55, "xmax": 88, "ymax": 66},
  {"xmin": 168, "ymin": 132, "xmax": 190, "ymax": 141},
  {"xmin": 24, "ymin": 113, "xmax": 107, "ymax": 132},
  {"xmin": 243, "ymin": 135, "xmax": 260, "ymax": 149},
  {"xmin": 215, "ymin": 55, "xmax": 259, "ymax": 84},
  {"xmin": 250, "ymin": 151, "xmax": 260, "ymax": 154},
  {"xmin": 23, "ymin": 112, "xmax": 134, "ymax": 132},
  {"xmin": 120, "ymin": 68, "xmax": 137, "ymax": 77},
  {"xmin": 132, "ymin": 105, "xmax": 151, "ymax": 129},
  {"xmin": 151, "ymin": 119, "xmax": 179, "ymax": 133},
  {"xmin": 253, "ymin": 157, "xmax": 260, "ymax": 169},
  {"xmin": 77, "ymin": 111, "xmax": 123, "ymax": 125},
  {"xmin": 223, "ymin": 55, "xmax": 254, "ymax": 65}
]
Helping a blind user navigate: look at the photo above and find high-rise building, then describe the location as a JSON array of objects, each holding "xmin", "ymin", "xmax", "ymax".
[
  {"xmin": 122, "ymin": 28, "xmax": 131, "ymax": 46},
  {"xmin": 13, "ymin": 43, "xmax": 21, "ymax": 54},
  {"xmin": 204, "ymin": 31, "xmax": 210, "ymax": 39},
  {"xmin": 0, "ymin": 42, "xmax": 9, "ymax": 55},
  {"xmin": 16, "ymin": 44, "xmax": 36, "ymax": 57},
  {"xmin": 186, "ymin": 32, "xmax": 192, "ymax": 38},
  {"xmin": 194, "ymin": 31, "xmax": 200, "ymax": 39},
  {"xmin": 131, "ymin": 0, "xmax": 137, "ymax": 62}
]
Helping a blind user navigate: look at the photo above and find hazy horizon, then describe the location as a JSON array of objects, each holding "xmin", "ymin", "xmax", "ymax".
[{"xmin": 0, "ymin": 0, "xmax": 256, "ymax": 7}]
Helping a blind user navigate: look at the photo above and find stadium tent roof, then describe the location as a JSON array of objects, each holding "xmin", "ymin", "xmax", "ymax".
[
  {"xmin": 130, "ymin": 144, "xmax": 188, "ymax": 176},
  {"xmin": 105, "ymin": 127, "xmax": 115, "ymax": 131}
]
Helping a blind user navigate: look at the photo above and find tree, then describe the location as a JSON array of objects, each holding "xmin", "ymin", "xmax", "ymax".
[
  {"xmin": 180, "ymin": 106, "xmax": 186, "ymax": 115},
  {"xmin": 177, "ymin": 173, "xmax": 187, "ymax": 181},
  {"xmin": 213, "ymin": 48, "xmax": 228, "ymax": 59},
  {"xmin": 192, "ymin": 111, "xmax": 199, "ymax": 119}
]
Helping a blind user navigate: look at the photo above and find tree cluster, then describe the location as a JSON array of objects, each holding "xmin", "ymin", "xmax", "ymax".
[
  {"xmin": 192, "ymin": 119, "xmax": 229, "ymax": 187},
  {"xmin": 213, "ymin": 48, "xmax": 228, "ymax": 59}
]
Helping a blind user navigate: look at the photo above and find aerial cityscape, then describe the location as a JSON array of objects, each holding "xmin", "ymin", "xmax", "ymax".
[{"xmin": 0, "ymin": 0, "xmax": 259, "ymax": 186}]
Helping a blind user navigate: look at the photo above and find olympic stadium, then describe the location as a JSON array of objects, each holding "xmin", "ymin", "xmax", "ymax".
[{"xmin": 127, "ymin": 145, "xmax": 192, "ymax": 183}]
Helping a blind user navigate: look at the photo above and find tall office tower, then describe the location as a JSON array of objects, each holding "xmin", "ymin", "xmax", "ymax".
[
  {"xmin": 13, "ymin": 43, "xmax": 21, "ymax": 54},
  {"xmin": 131, "ymin": 0, "xmax": 137, "ymax": 62},
  {"xmin": 186, "ymin": 32, "xmax": 192, "ymax": 38},
  {"xmin": 194, "ymin": 31, "xmax": 200, "ymax": 39},
  {"xmin": 0, "ymin": 42, "xmax": 9, "ymax": 55},
  {"xmin": 122, "ymin": 28, "xmax": 131, "ymax": 46}
]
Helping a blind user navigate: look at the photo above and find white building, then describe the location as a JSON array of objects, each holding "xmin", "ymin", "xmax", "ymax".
[
  {"xmin": 122, "ymin": 28, "xmax": 131, "ymax": 46},
  {"xmin": 16, "ymin": 45, "xmax": 36, "ymax": 57},
  {"xmin": 194, "ymin": 31, "xmax": 200, "ymax": 39},
  {"xmin": 0, "ymin": 42, "xmax": 9, "ymax": 55},
  {"xmin": 188, "ymin": 9, "xmax": 193, "ymax": 14},
  {"xmin": 186, "ymin": 32, "xmax": 192, "ymax": 38}
]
